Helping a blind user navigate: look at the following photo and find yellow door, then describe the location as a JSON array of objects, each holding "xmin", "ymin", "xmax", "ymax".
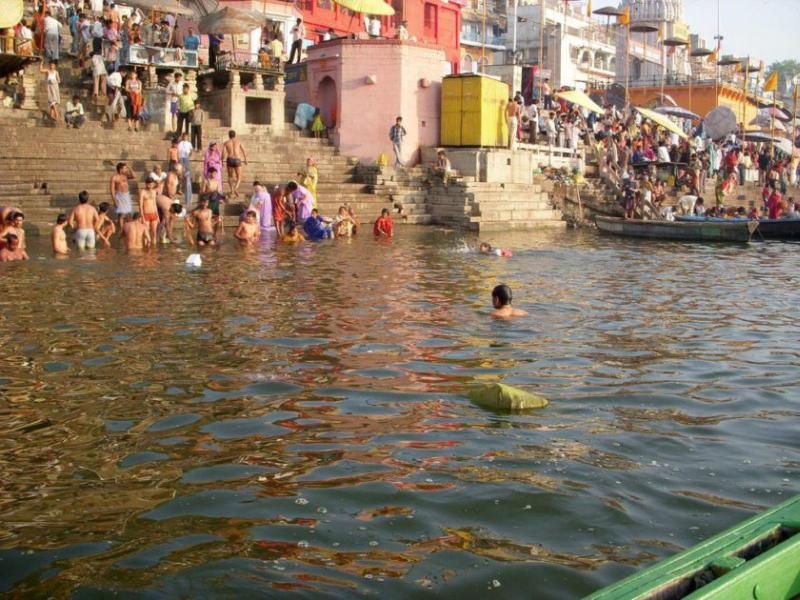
[
  {"xmin": 440, "ymin": 76, "xmax": 463, "ymax": 146},
  {"xmin": 461, "ymin": 76, "xmax": 483, "ymax": 146}
]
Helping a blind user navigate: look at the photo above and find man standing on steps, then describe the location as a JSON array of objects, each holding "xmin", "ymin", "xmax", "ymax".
[
  {"xmin": 389, "ymin": 116, "xmax": 406, "ymax": 168},
  {"xmin": 110, "ymin": 162, "xmax": 134, "ymax": 233},
  {"xmin": 177, "ymin": 132, "xmax": 194, "ymax": 208},
  {"xmin": 288, "ymin": 18, "xmax": 305, "ymax": 64},
  {"xmin": 190, "ymin": 100, "xmax": 204, "ymax": 150},
  {"xmin": 176, "ymin": 82, "xmax": 194, "ymax": 136},
  {"xmin": 166, "ymin": 71, "xmax": 182, "ymax": 133},
  {"xmin": 222, "ymin": 130, "xmax": 247, "ymax": 199},
  {"xmin": 505, "ymin": 98, "xmax": 519, "ymax": 151},
  {"xmin": 208, "ymin": 32, "xmax": 224, "ymax": 69},
  {"xmin": 43, "ymin": 10, "xmax": 61, "ymax": 62}
]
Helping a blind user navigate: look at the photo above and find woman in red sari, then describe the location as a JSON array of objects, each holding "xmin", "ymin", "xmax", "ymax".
[
  {"xmin": 125, "ymin": 70, "xmax": 143, "ymax": 132},
  {"xmin": 33, "ymin": 2, "xmax": 47, "ymax": 54}
]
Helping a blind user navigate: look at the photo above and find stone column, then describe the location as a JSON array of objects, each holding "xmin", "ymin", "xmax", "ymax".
[
  {"xmin": 186, "ymin": 69, "xmax": 197, "ymax": 95},
  {"xmin": 253, "ymin": 74, "xmax": 264, "ymax": 91},
  {"xmin": 146, "ymin": 63, "xmax": 158, "ymax": 89},
  {"xmin": 228, "ymin": 68, "xmax": 241, "ymax": 89},
  {"xmin": 20, "ymin": 65, "xmax": 39, "ymax": 111}
]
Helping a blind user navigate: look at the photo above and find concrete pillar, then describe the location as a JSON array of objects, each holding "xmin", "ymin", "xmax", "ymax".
[
  {"xmin": 186, "ymin": 69, "xmax": 197, "ymax": 96},
  {"xmin": 146, "ymin": 64, "xmax": 157, "ymax": 89},
  {"xmin": 228, "ymin": 69, "xmax": 241, "ymax": 90},
  {"xmin": 253, "ymin": 74, "xmax": 264, "ymax": 91},
  {"xmin": 20, "ymin": 65, "xmax": 39, "ymax": 111}
]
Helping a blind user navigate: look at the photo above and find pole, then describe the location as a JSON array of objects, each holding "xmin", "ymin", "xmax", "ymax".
[
  {"xmin": 481, "ymin": 0, "xmax": 486, "ymax": 72},
  {"xmin": 741, "ymin": 56, "xmax": 749, "ymax": 134},
  {"xmin": 715, "ymin": 0, "xmax": 720, "ymax": 108},
  {"xmin": 770, "ymin": 94, "xmax": 777, "ymax": 159},
  {"xmin": 687, "ymin": 37, "xmax": 692, "ymax": 114},
  {"xmin": 792, "ymin": 83, "xmax": 799, "ymax": 148},
  {"xmin": 660, "ymin": 38, "xmax": 665, "ymax": 105},
  {"xmin": 538, "ymin": 0, "xmax": 544, "ymax": 92},
  {"xmin": 512, "ymin": 0, "xmax": 518, "ymax": 57},
  {"xmin": 625, "ymin": 25, "xmax": 630, "ymax": 110}
]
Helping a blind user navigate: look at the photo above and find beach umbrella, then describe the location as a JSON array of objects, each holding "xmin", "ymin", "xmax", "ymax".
[
  {"xmin": 635, "ymin": 106, "xmax": 688, "ymax": 139},
  {"xmin": 119, "ymin": 0, "xmax": 195, "ymax": 16},
  {"xmin": 554, "ymin": 89, "xmax": 605, "ymax": 115},
  {"xmin": 704, "ymin": 106, "xmax": 738, "ymax": 140},
  {"xmin": 750, "ymin": 113, "xmax": 786, "ymax": 131},
  {"xmin": 655, "ymin": 105, "xmax": 700, "ymax": 121},
  {"xmin": 742, "ymin": 131, "xmax": 781, "ymax": 143},
  {"xmin": 0, "ymin": 0, "xmax": 23, "ymax": 28},
  {"xmin": 760, "ymin": 106, "xmax": 791, "ymax": 122},
  {"xmin": 333, "ymin": 0, "xmax": 394, "ymax": 16},
  {"xmin": 775, "ymin": 138, "xmax": 793, "ymax": 155},
  {"xmin": 198, "ymin": 6, "xmax": 264, "ymax": 34},
  {"xmin": 655, "ymin": 92, "xmax": 678, "ymax": 107}
]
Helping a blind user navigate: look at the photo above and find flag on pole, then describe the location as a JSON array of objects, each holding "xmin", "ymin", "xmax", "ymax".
[
  {"xmin": 764, "ymin": 71, "xmax": 778, "ymax": 93},
  {"xmin": 587, "ymin": 0, "xmax": 591, "ymax": 17},
  {"xmin": 619, "ymin": 6, "xmax": 630, "ymax": 25},
  {"xmin": 707, "ymin": 50, "xmax": 717, "ymax": 64}
]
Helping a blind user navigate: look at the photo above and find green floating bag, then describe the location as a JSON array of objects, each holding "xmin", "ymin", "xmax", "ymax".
[{"xmin": 467, "ymin": 383, "xmax": 549, "ymax": 411}]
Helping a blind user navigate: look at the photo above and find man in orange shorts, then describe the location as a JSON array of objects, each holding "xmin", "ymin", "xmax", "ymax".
[{"xmin": 138, "ymin": 177, "xmax": 160, "ymax": 242}]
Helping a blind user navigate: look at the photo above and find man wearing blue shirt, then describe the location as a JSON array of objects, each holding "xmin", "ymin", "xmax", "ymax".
[{"xmin": 184, "ymin": 27, "xmax": 200, "ymax": 51}]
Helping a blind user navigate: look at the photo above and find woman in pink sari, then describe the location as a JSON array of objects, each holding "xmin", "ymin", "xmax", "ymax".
[{"xmin": 203, "ymin": 142, "xmax": 223, "ymax": 190}]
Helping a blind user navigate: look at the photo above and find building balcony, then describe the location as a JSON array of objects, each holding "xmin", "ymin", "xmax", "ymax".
[{"xmin": 460, "ymin": 31, "xmax": 506, "ymax": 50}]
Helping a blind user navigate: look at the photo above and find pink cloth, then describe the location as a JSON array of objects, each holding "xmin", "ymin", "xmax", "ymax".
[{"xmin": 292, "ymin": 184, "xmax": 314, "ymax": 222}]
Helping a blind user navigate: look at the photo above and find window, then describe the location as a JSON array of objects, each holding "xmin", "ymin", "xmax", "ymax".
[
  {"xmin": 316, "ymin": 0, "xmax": 332, "ymax": 9},
  {"xmin": 424, "ymin": 3, "xmax": 437, "ymax": 30}
]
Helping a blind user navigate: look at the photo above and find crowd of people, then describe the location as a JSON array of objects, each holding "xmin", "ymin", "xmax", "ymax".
[
  {"xmin": 512, "ymin": 79, "xmax": 800, "ymax": 221},
  {"xmin": 0, "ymin": 126, "xmax": 395, "ymax": 261}
]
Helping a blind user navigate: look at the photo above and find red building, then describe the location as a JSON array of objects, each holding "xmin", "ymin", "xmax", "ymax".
[{"xmin": 296, "ymin": 0, "xmax": 462, "ymax": 73}]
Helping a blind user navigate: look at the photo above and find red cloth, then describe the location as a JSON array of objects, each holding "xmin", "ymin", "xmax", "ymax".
[
  {"xmin": 373, "ymin": 215, "xmax": 393, "ymax": 237},
  {"xmin": 271, "ymin": 190, "xmax": 284, "ymax": 223},
  {"xmin": 768, "ymin": 191, "xmax": 782, "ymax": 219}
]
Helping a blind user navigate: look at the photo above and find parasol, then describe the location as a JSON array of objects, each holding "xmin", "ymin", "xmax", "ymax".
[
  {"xmin": 592, "ymin": 6, "xmax": 624, "ymax": 16},
  {"xmin": 690, "ymin": 48, "xmax": 713, "ymax": 57},
  {"xmin": 630, "ymin": 23, "xmax": 658, "ymax": 33},
  {"xmin": 655, "ymin": 92, "xmax": 677, "ymax": 107},
  {"xmin": 333, "ymin": 0, "xmax": 394, "ymax": 16},
  {"xmin": 750, "ymin": 113, "xmax": 786, "ymax": 131},
  {"xmin": 0, "ymin": 0, "xmax": 23, "ymax": 28},
  {"xmin": 635, "ymin": 106, "xmax": 688, "ymax": 139},
  {"xmin": 655, "ymin": 105, "xmax": 699, "ymax": 120},
  {"xmin": 704, "ymin": 106, "xmax": 738, "ymax": 140},
  {"xmin": 118, "ymin": 0, "xmax": 195, "ymax": 16},
  {"xmin": 198, "ymin": 6, "xmax": 265, "ymax": 34},
  {"xmin": 554, "ymin": 89, "xmax": 605, "ymax": 115},
  {"xmin": 760, "ymin": 106, "xmax": 791, "ymax": 122}
]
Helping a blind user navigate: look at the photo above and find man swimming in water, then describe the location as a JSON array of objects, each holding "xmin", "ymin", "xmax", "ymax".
[
  {"xmin": 491, "ymin": 284, "xmax": 528, "ymax": 318},
  {"xmin": 122, "ymin": 212, "xmax": 151, "ymax": 250},
  {"xmin": 51, "ymin": 213, "xmax": 69, "ymax": 255},
  {"xmin": 479, "ymin": 242, "xmax": 513, "ymax": 257},
  {"xmin": 0, "ymin": 234, "xmax": 29, "ymax": 261},
  {"xmin": 68, "ymin": 191, "xmax": 100, "ymax": 250}
]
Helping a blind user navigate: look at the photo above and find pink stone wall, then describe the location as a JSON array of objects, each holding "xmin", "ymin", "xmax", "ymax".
[{"xmin": 286, "ymin": 39, "xmax": 446, "ymax": 165}]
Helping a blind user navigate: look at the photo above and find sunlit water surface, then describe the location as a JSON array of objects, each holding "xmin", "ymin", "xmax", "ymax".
[{"xmin": 0, "ymin": 227, "xmax": 798, "ymax": 598}]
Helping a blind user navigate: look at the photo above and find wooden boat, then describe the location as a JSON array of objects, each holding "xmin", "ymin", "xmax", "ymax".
[
  {"xmin": 595, "ymin": 216, "xmax": 756, "ymax": 242},
  {"xmin": 586, "ymin": 494, "xmax": 800, "ymax": 599},
  {"xmin": 676, "ymin": 215, "xmax": 800, "ymax": 240}
]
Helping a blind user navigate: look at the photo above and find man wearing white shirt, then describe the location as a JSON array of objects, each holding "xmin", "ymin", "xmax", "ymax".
[
  {"xmin": 65, "ymin": 95, "xmax": 85, "ymax": 128},
  {"xmin": 165, "ymin": 71, "xmax": 182, "ymax": 133},
  {"xmin": 527, "ymin": 99, "xmax": 539, "ymax": 144},
  {"xmin": 656, "ymin": 141, "xmax": 671, "ymax": 163},
  {"xmin": 177, "ymin": 133, "xmax": 193, "ymax": 207},
  {"xmin": 288, "ymin": 18, "xmax": 305, "ymax": 64},
  {"xmin": 106, "ymin": 68, "xmax": 124, "ymax": 120},
  {"xmin": 44, "ymin": 12, "xmax": 61, "ymax": 61}
]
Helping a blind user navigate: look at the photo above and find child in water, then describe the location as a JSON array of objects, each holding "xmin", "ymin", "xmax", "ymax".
[
  {"xmin": 479, "ymin": 242, "xmax": 513, "ymax": 257},
  {"xmin": 51, "ymin": 213, "xmax": 69, "ymax": 255},
  {"xmin": 282, "ymin": 221, "xmax": 304, "ymax": 243}
]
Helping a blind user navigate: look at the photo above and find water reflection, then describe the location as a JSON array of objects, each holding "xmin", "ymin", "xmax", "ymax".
[{"xmin": 0, "ymin": 229, "xmax": 798, "ymax": 597}]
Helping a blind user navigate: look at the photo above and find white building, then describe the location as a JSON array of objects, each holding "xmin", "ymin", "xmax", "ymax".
[
  {"xmin": 507, "ymin": 0, "xmax": 617, "ymax": 92},
  {"xmin": 616, "ymin": 0, "xmax": 691, "ymax": 88}
]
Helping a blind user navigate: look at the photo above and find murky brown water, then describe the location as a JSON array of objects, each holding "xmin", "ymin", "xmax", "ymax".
[{"xmin": 0, "ymin": 227, "xmax": 798, "ymax": 598}]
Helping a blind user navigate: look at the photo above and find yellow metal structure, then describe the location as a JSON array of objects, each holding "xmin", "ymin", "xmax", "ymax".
[{"xmin": 441, "ymin": 74, "xmax": 510, "ymax": 147}]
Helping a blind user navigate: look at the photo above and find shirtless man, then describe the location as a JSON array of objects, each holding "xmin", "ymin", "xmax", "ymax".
[
  {"xmin": 110, "ymin": 162, "xmax": 134, "ymax": 232},
  {"xmin": 185, "ymin": 197, "xmax": 216, "ymax": 246},
  {"xmin": 0, "ymin": 211, "xmax": 26, "ymax": 250},
  {"xmin": 505, "ymin": 98, "xmax": 520, "ymax": 150},
  {"xmin": 51, "ymin": 214, "xmax": 69, "ymax": 255},
  {"xmin": 122, "ymin": 212, "xmax": 151, "ymax": 250},
  {"xmin": 222, "ymin": 129, "xmax": 247, "ymax": 199},
  {"xmin": 0, "ymin": 234, "xmax": 28, "ymax": 261},
  {"xmin": 138, "ymin": 177, "xmax": 160, "ymax": 242},
  {"xmin": 0, "ymin": 206, "xmax": 22, "ymax": 227},
  {"xmin": 68, "ymin": 190, "xmax": 100, "ymax": 250},
  {"xmin": 490, "ymin": 284, "xmax": 528, "ymax": 319},
  {"xmin": 234, "ymin": 209, "xmax": 259, "ymax": 246},
  {"xmin": 96, "ymin": 202, "xmax": 116, "ymax": 247}
]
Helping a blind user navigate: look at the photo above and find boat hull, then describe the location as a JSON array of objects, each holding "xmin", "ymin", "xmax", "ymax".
[
  {"xmin": 676, "ymin": 216, "xmax": 800, "ymax": 240},
  {"xmin": 586, "ymin": 495, "xmax": 800, "ymax": 599},
  {"xmin": 595, "ymin": 216, "xmax": 753, "ymax": 242}
]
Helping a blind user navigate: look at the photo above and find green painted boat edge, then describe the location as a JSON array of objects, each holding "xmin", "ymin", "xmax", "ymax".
[{"xmin": 584, "ymin": 494, "xmax": 800, "ymax": 600}]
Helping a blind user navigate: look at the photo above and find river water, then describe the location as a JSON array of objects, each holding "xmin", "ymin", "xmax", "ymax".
[{"xmin": 0, "ymin": 227, "xmax": 797, "ymax": 598}]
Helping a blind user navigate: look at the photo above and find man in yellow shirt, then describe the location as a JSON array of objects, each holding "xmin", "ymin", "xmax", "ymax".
[{"xmin": 176, "ymin": 83, "xmax": 195, "ymax": 136}]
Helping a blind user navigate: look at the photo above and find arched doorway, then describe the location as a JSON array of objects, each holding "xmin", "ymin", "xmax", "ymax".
[{"xmin": 317, "ymin": 76, "xmax": 337, "ymax": 131}]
